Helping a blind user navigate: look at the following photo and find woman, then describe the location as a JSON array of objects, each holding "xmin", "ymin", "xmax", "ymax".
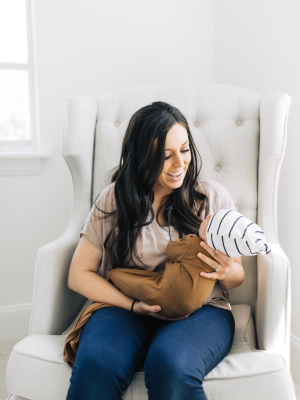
[{"xmin": 66, "ymin": 101, "xmax": 245, "ymax": 400}]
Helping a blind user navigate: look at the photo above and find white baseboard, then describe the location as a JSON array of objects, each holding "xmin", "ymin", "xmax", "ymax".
[
  {"xmin": 291, "ymin": 333, "xmax": 300, "ymax": 385},
  {"xmin": 0, "ymin": 302, "xmax": 32, "ymax": 343}
]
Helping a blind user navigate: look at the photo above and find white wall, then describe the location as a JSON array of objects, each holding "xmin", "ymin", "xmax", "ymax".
[
  {"xmin": 214, "ymin": 0, "xmax": 300, "ymax": 382},
  {"xmin": 0, "ymin": 0, "xmax": 216, "ymax": 340}
]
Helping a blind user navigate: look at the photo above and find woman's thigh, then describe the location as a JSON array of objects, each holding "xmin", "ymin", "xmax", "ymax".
[
  {"xmin": 66, "ymin": 306, "xmax": 158, "ymax": 400},
  {"xmin": 144, "ymin": 304, "xmax": 235, "ymax": 400}
]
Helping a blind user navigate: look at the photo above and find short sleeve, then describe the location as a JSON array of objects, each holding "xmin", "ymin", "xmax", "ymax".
[
  {"xmin": 197, "ymin": 177, "xmax": 236, "ymax": 216},
  {"xmin": 79, "ymin": 183, "xmax": 116, "ymax": 250},
  {"xmin": 216, "ymin": 184, "xmax": 236, "ymax": 212}
]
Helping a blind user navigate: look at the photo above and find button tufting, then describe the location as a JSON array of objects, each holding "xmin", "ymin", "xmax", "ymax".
[
  {"xmin": 236, "ymin": 120, "xmax": 242, "ymax": 126},
  {"xmin": 115, "ymin": 121, "xmax": 120, "ymax": 127},
  {"xmin": 215, "ymin": 165, "xmax": 221, "ymax": 172},
  {"xmin": 194, "ymin": 122, "xmax": 199, "ymax": 128}
]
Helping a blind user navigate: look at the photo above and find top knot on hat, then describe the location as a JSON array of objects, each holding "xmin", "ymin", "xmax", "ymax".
[{"xmin": 206, "ymin": 209, "xmax": 274, "ymax": 259}]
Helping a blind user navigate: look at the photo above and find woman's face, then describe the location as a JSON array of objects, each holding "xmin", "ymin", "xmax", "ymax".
[{"xmin": 152, "ymin": 123, "xmax": 192, "ymax": 197}]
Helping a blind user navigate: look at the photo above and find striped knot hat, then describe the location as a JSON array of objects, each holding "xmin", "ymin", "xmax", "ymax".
[{"xmin": 206, "ymin": 209, "xmax": 274, "ymax": 259}]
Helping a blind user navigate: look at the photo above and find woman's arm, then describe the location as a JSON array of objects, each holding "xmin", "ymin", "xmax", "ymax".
[
  {"xmin": 68, "ymin": 234, "xmax": 134, "ymax": 311},
  {"xmin": 197, "ymin": 242, "xmax": 245, "ymax": 290},
  {"xmin": 68, "ymin": 235, "xmax": 184, "ymax": 319}
]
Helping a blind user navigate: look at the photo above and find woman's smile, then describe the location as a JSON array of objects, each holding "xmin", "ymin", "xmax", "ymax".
[{"xmin": 166, "ymin": 170, "xmax": 183, "ymax": 180}]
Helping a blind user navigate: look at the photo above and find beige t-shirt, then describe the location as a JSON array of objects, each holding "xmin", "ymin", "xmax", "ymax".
[{"xmin": 80, "ymin": 176, "xmax": 236, "ymax": 311}]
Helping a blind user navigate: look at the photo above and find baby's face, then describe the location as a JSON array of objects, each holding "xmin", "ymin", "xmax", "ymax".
[{"xmin": 199, "ymin": 214, "xmax": 213, "ymax": 241}]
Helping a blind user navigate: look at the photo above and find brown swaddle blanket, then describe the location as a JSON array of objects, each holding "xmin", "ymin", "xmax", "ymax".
[{"xmin": 63, "ymin": 234, "xmax": 218, "ymax": 367}]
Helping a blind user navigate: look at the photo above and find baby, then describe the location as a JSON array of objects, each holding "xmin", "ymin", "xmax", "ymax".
[
  {"xmin": 63, "ymin": 208, "xmax": 272, "ymax": 367},
  {"xmin": 108, "ymin": 208, "xmax": 273, "ymax": 318}
]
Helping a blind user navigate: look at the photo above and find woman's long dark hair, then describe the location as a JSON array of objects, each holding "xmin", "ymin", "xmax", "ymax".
[{"xmin": 91, "ymin": 101, "xmax": 209, "ymax": 270}]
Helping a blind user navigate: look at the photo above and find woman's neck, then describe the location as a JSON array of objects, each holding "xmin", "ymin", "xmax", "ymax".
[{"xmin": 151, "ymin": 198, "xmax": 170, "ymax": 227}]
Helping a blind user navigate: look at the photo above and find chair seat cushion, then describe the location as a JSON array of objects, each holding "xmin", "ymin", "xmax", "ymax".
[{"xmin": 6, "ymin": 304, "xmax": 294, "ymax": 400}]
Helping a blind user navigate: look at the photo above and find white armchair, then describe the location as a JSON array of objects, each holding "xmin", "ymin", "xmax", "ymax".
[{"xmin": 6, "ymin": 84, "xmax": 296, "ymax": 399}]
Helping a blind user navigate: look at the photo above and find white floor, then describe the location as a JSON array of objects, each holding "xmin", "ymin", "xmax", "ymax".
[
  {"xmin": 1, "ymin": 338, "xmax": 300, "ymax": 400},
  {"xmin": 0, "ymin": 339, "xmax": 18, "ymax": 400}
]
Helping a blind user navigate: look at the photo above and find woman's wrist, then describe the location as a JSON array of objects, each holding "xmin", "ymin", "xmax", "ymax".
[
  {"xmin": 218, "ymin": 261, "xmax": 245, "ymax": 290},
  {"xmin": 131, "ymin": 298, "xmax": 140, "ymax": 312}
]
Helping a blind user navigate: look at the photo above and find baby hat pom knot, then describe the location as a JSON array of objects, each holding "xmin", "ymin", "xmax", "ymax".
[
  {"xmin": 250, "ymin": 234, "xmax": 274, "ymax": 259},
  {"xmin": 206, "ymin": 209, "xmax": 273, "ymax": 258}
]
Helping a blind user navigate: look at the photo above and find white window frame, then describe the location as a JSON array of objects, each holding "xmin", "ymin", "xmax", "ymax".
[{"xmin": 0, "ymin": 0, "xmax": 40, "ymax": 154}]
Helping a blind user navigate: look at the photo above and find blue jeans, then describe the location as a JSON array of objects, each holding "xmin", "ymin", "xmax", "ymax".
[{"xmin": 66, "ymin": 304, "xmax": 235, "ymax": 400}]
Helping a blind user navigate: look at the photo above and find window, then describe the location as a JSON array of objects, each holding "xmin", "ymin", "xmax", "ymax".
[{"xmin": 0, "ymin": 0, "xmax": 39, "ymax": 154}]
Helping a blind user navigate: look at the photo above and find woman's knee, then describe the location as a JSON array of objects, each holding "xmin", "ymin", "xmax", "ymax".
[
  {"xmin": 144, "ymin": 348, "xmax": 206, "ymax": 400},
  {"xmin": 144, "ymin": 344, "xmax": 206, "ymax": 383},
  {"xmin": 67, "ymin": 334, "xmax": 138, "ymax": 399},
  {"xmin": 76, "ymin": 338, "xmax": 121, "ymax": 369},
  {"xmin": 68, "ymin": 307, "xmax": 152, "ymax": 398}
]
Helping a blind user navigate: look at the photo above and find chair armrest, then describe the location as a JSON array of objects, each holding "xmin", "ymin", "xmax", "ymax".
[
  {"xmin": 255, "ymin": 244, "xmax": 291, "ymax": 367},
  {"xmin": 28, "ymin": 97, "xmax": 98, "ymax": 335},
  {"xmin": 258, "ymin": 92, "xmax": 291, "ymax": 243},
  {"xmin": 29, "ymin": 233, "xmax": 88, "ymax": 335}
]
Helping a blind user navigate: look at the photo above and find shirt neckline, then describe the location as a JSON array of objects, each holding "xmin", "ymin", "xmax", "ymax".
[{"xmin": 152, "ymin": 217, "xmax": 176, "ymax": 242}]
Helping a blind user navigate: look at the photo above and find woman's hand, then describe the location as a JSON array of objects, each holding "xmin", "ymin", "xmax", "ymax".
[
  {"xmin": 133, "ymin": 300, "xmax": 190, "ymax": 321},
  {"xmin": 197, "ymin": 241, "xmax": 245, "ymax": 290}
]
